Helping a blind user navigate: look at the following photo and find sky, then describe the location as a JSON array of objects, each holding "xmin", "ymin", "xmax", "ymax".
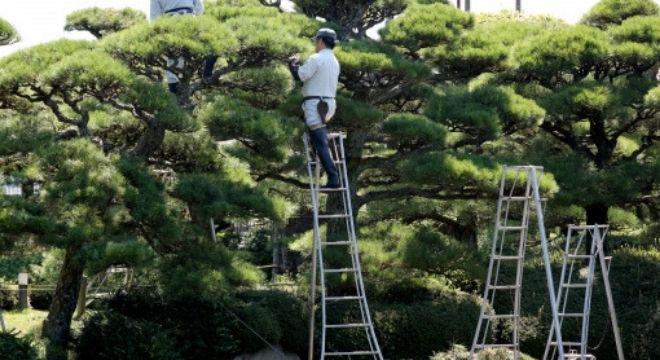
[{"xmin": 0, "ymin": 0, "xmax": 658, "ymax": 57}]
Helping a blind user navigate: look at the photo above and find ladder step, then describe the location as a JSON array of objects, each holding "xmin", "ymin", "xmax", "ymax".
[
  {"xmin": 550, "ymin": 341, "xmax": 582, "ymax": 347},
  {"xmin": 475, "ymin": 344, "xmax": 515, "ymax": 349},
  {"xmin": 501, "ymin": 196, "xmax": 531, "ymax": 201},
  {"xmin": 559, "ymin": 313, "xmax": 584, "ymax": 317},
  {"xmin": 318, "ymin": 214, "xmax": 349, "ymax": 219},
  {"xmin": 497, "ymin": 225, "xmax": 527, "ymax": 231},
  {"xmin": 567, "ymin": 254, "xmax": 592, "ymax": 260},
  {"xmin": 309, "ymin": 160, "xmax": 344, "ymax": 165},
  {"xmin": 321, "ymin": 241, "xmax": 353, "ymax": 246},
  {"xmin": 325, "ymin": 351, "xmax": 378, "ymax": 356},
  {"xmin": 484, "ymin": 314, "xmax": 518, "ymax": 319},
  {"xmin": 492, "ymin": 255, "xmax": 523, "ymax": 261},
  {"xmin": 487, "ymin": 284, "xmax": 520, "ymax": 290},
  {"xmin": 317, "ymin": 187, "xmax": 348, "ymax": 192},
  {"xmin": 325, "ymin": 295, "xmax": 363, "ymax": 301},
  {"xmin": 562, "ymin": 283, "xmax": 588, "ymax": 288},
  {"xmin": 325, "ymin": 268, "xmax": 358, "ymax": 274},
  {"xmin": 326, "ymin": 323, "xmax": 370, "ymax": 329}
]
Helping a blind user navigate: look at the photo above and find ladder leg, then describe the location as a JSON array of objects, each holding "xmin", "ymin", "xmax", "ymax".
[
  {"xmin": 580, "ymin": 229, "xmax": 597, "ymax": 359},
  {"xmin": 470, "ymin": 169, "xmax": 508, "ymax": 358},
  {"xmin": 595, "ymin": 226, "xmax": 625, "ymax": 360},
  {"xmin": 304, "ymin": 134, "xmax": 321, "ymax": 360},
  {"xmin": 513, "ymin": 173, "xmax": 532, "ymax": 360},
  {"xmin": 531, "ymin": 168, "xmax": 565, "ymax": 360},
  {"xmin": 544, "ymin": 229, "xmax": 572, "ymax": 360}
]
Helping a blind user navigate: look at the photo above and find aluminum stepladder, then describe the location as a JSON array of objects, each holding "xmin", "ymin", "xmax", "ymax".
[
  {"xmin": 470, "ymin": 165, "xmax": 565, "ymax": 359},
  {"xmin": 543, "ymin": 224, "xmax": 624, "ymax": 360},
  {"xmin": 303, "ymin": 132, "xmax": 383, "ymax": 359}
]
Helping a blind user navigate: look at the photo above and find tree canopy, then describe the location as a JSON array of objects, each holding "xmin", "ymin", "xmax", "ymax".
[{"xmin": 0, "ymin": 18, "xmax": 19, "ymax": 45}]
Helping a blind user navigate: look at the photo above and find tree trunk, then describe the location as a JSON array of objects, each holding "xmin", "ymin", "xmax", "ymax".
[
  {"xmin": 131, "ymin": 122, "xmax": 165, "ymax": 157},
  {"xmin": 585, "ymin": 202, "xmax": 609, "ymax": 255},
  {"xmin": 42, "ymin": 243, "xmax": 86, "ymax": 359}
]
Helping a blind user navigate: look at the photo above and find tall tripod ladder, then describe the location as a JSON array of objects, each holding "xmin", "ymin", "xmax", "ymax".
[
  {"xmin": 543, "ymin": 224, "xmax": 624, "ymax": 360},
  {"xmin": 303, "ymin": 132, "xmax": 383, "ymax": 360},
  {"xmin": 470, "ymin": 165, "xmax": 565, "ymax": 359}
]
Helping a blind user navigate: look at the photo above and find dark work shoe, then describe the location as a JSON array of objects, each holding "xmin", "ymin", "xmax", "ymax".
[{"xmin": 321, "ymin": 182, "xmax": 341, "ymax": 190}]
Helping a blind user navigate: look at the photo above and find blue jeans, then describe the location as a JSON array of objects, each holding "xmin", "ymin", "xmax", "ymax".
[{"xmin": 309, "ymin": 127, "xmax": 340, "ymax": 186}]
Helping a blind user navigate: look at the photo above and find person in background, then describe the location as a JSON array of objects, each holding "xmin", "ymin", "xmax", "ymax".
[
  {"xmin": 288, "ymin": 28, "xmax": 341, "ymax": 189},
  {"xmin": 150, "ymin": 0, "xmax": 215, "ymax": 93}
]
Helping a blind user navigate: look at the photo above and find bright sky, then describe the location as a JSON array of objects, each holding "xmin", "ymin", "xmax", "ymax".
[{"xmin": 1, "ymin": 0, "xmax": 658, "ymax": 58}]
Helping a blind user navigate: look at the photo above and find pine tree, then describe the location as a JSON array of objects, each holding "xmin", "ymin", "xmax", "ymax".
[
  {"xmin": 509, "ymin": 0, "xmax": 659, "ymax": 237},
  {"xmin": 215, "ymin": 1, "xmax": 554, "ymax": 246},
  {"xmin": 0, "ymin": 3, "xmax": 307, "ymax": 355}
]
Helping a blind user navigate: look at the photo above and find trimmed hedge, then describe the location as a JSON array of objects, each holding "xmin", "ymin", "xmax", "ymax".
[{"xmin": 77, "ymin": 289, "xmax": 307, "ymax": 359}]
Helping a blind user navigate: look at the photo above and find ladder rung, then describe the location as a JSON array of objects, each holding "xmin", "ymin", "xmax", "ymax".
[
  {"xmin": 503, "ymin": 165, "xmax": 544, "ymax": 170},
  {"xmin": 325, "ymin": 295, "xmax": 363, "ymax": 301},
  {"xmin": 492, "ymin": 255, "xmax": 523, "ymax": 261},
  {"xmin": 497, "ymin": 225, "xmax": 527, "ymax": 231},
  {"xmin": 318, "ymin": 214, "xmax": 349, "ymax": 219},
  {"xmin": 317, "ymin": 187, "xmax": 348, "ymax": 192},
  {"xmin": 325, "ymin": 268, "xmax": 358, "ymax": 274},
  {"xmin": 500, "ymin": 196, "xmax": 530, "ymax": 201},
  {"xmin": 326, "ymin": 323, "xmax": 370, "ymax": 329},
  {"xmin": 567, "ymin": 254, "xmax": 592, "ymax": 260},
  {"xmin": 309, "ymin": 160, "xmax": 344, "ymax": 165},
  {"xmin": 484, "ymin": 314, "xmax": 517, "ymax": 319},
  {"xmin": 475, "ymin": 344, "xmax": 515, "ymax": 349},
  {"xmin": 321, "ymin": 241, "xmax": 353, "ymax": 246},
  {"xmin": 550, "ymin": 341, "xmax": 582, "ymax": 347},
  {"xmin": 562, "ymin": 283, "xmax": 588, "ymax": 288},
  {"xmin": 487, "ymin": 284, "xmax": 520, "ymax": 290},
  {"xmin": 559, "ymin": 313, "xmax": 584, "ymax": 317},
  {"xmin": 325, "ymin": 351, "xmax": 378, "ymax": 356}
]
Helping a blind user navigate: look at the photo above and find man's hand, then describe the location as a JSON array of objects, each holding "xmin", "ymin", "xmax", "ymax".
[
  {"xmin": 288, "ymin": 55, "xmax": 300, "ymax": 66},
  {"xmin": 288, "ymin": 55, "xmax": 301, "ymax": 82}
]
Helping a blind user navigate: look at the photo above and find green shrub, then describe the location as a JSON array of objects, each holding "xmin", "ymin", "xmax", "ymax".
[
  {"xmin": 28, "ymin": 290, "xmax": 53, "ymax": 310},
  {"xmin": 237, "ymin": 289, "xmax": 308, "ymax": 356},
  {"xmin": 0, "ymin": 288, "xmax": 18, "ymax": 310},
  {"xmin": 431, "ymin": 344, "xmax": 535, "ymax": 359},
  {"xmin": 80, "ymin": 289, "xmax": 309, "ymax": 358},
  {"xmin": 319, "ymin": 290, "xmax": 481, "ymax": 359},
  {"xmin": 0, "ymin": 331, "xmax": 38, "ymax": 360},
  {"xmin": 77, "ymin": 310, "xmax": 180, "ymax": 360}
]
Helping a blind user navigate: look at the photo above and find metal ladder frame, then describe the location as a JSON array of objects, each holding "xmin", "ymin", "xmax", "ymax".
[
  {"xmin": 304, "ymin": 132, "xmax": 383, "ymax": 360},
  {"xmin": 543, "ymin": 224, "xmax": 624, "ymax": 360},
  {"xmin": 470, "ymin": 165, "xmax": 565, "ymax": 359}
]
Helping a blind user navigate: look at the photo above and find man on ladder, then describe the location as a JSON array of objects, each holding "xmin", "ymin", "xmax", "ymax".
[
  {"xmin": 289, "ymin": 28, "xmax": 341, "ymax": 189},
  {"xmin": 150, "ymin": 0, "xmax": 216, "ymax": 93}
]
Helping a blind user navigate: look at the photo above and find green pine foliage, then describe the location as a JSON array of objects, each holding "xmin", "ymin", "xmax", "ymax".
[
  {"xmin": 0, "ymin": 18, "xmax": 19, "ymax": 46},
  {"xmin": 582, "ymin": 0, "xmax": 659, "ymax": 29},
  {"xmin": 65, "ymin": 7, "xmax": 146, "ymax": 38}
]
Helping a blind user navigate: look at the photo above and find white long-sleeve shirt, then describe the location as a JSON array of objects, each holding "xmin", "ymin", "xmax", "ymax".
[
  {"xmin": 150, "ymin": 0, "xmax": 204, "ymax": 21},
  {"xmin": 297, "ymin": 49, "xmax": 340, "ymax": 98}
]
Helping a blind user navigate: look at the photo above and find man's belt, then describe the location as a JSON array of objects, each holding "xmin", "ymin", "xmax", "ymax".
[
  {"xmin": 165, "ymin": 7, "xmax": 194, "ymax": 14},
  {"xmin": 303, "ymin": 96, "xmax": 335, "ymax": 102}
]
